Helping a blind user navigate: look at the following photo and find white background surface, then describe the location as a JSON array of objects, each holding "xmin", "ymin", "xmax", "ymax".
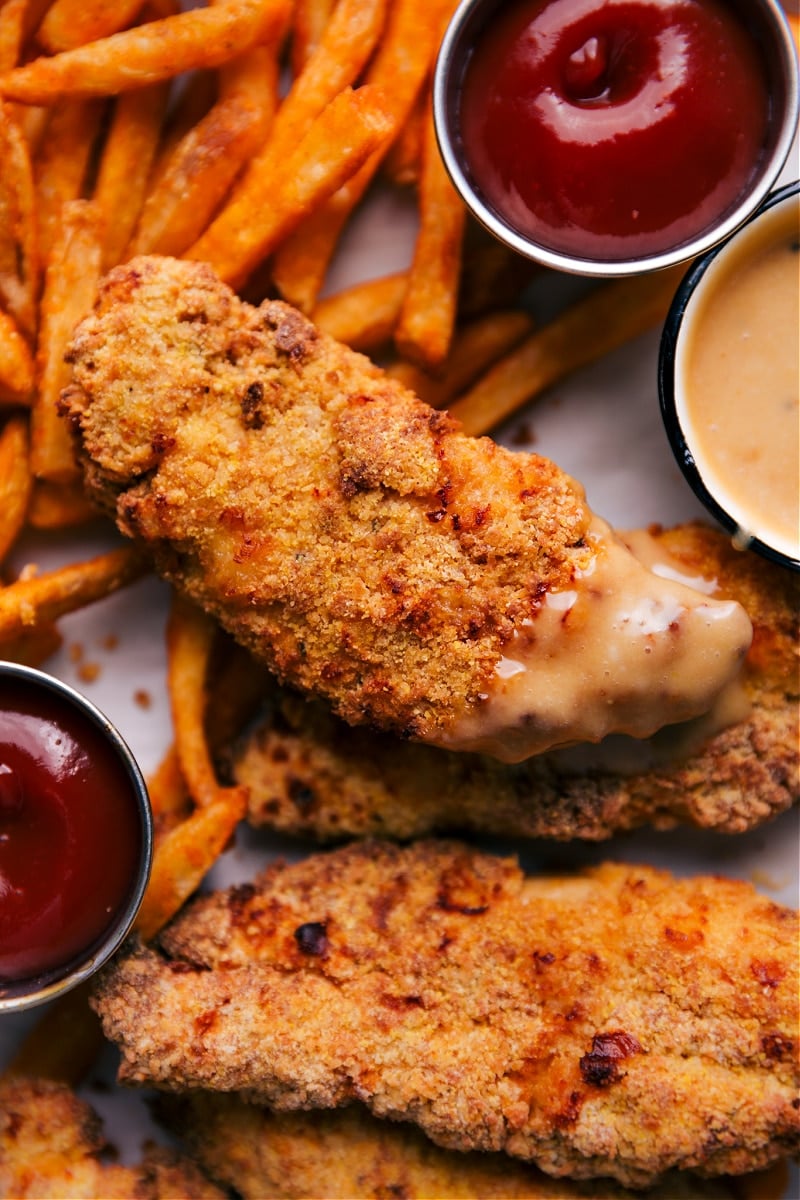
[{"xmin": 0, "ymin": 129, "xmax": 798, "ymax": 1197}]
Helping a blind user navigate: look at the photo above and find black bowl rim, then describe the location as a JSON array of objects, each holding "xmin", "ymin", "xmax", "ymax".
[
  {"xmin": 433, "ymin": 0, "xmax": 800, "ymax": 277},
  {"xmin": 0, "ymin": 661, "xmax": 153, "ymax": 1012},
  {"xmin": 657, "ymin": 178, "xmax": 800, "ymax": 573}
]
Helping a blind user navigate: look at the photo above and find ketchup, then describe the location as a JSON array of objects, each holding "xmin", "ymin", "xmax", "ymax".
[
  {"xmin": 0, "ymin": 678, "xmax": 144, "ymax": 985},
  {"xmin": 458, "ymin": 0, "xmax": 771, "ymax": 261}
]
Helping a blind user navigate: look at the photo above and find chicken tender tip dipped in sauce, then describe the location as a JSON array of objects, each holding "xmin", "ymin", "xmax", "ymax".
[{"xmin": 61, "ymin": 256, "xmax": 751, "ymax": 763}]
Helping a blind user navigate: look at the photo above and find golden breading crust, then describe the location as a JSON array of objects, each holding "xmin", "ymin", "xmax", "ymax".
[
  {"xmin": 92, "ymin": 842, "xmax": 800, "ymax": 1189},
  {"xmin": 231, "ymin": 522, "xmax": 799, "ymax": 840},
  {"xmin": 0, "ymin": 1077, "xmax": 224, "ymax": 1200},
  {"xmin": 156, "ymin": 1091, "xmax": 781, "ymax": 1200},
  {"xmin": 61, "ymin": 255, "xmax": 592, "ymax": 744}
]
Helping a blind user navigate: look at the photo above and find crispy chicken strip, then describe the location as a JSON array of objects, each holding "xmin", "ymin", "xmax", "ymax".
[
  {"xmin": 0, "ymin": 1077, "xmax": 224, "ymax": 1200},
  {"xmin": 231, "ymin": 522, "xmax": 799, "ymax": 839},
  {"xmin": 93, "ymin": 842, "xmax": 800, "ymax": 1188},
  {"xmin": 156, "ymin": 1091, "xmax": 787, "ymax": 1200},
  {"xmin": 61, "ymin": 255, "xmax": 752, "ymax": 762}
]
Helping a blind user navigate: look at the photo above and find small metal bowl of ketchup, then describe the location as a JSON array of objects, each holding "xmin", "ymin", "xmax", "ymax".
[
  {"xmin": 433, "ymin": 0, "xmax": 799, "ymax": 277},
  {"xmin": 0, "ymin": 662, "xmax": 152, "ymax": 1012},
  {"xmin": 659, "ymin": 179, "xmax": 800, "ymax": 572}
]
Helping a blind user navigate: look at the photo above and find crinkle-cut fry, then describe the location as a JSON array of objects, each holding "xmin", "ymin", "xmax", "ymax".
[
  {"xmin": 289, "ymin": 0, "xmax": 334, "ymax": 76},
  {"xmin": 187, "ymin": 0, "xmax": 388, "ymax": 279},
  {"xmin": 387, "ymin": 308, "xmax": 535, "ymax": 408},
  {"xmin": 93, "ymin": 79, "xmax": 169, "ymax": 270},
  {"xmin": 0, "ymin": 545, "xmax": 148, "ymax": 640},
  {"xmin": 0, "ymin": 0, "xmax": 292, "ymax": 103},
  {"xmin": 166, "ymin": 592, "xmax": 221, "ymax": 810},
  {"xmin": 31, "ymin": 199, "xmax": 104, "ymax": 483},
  {"xmin": 0, "ymin": 413, "xmax": 32, "ymax": 564},
  {"xmin": 37, "ymin": 0, "xmax": 147, "ymax": 54},
  {"xmin": 34, "ymin": 99, "xmax": 103, "ymax": 263},
  {"xmin": 0, "ymin": 305, "xmax": 34, "ymax": 406},
  {"xmin": 270, "ymin": 0, "xmax": 455, "ymax": 311},
  {"xmin": 26, "ymin": 478, "xmax": 101, "ymax": 529},
  {"xmin": 130, "ymin": 46, "xmax": 279, "ymax": 259},
  {"xmin": 0, "ymin": 100, "xmax": 38, "ymax": 337},
  {"xmin": 394, "ymin": 91, "xmax": 465, "ymax": 372},
  {"xmin": 134, "ymin": 786, "xmax": 247, "ymax": 942},
  {"xmin": 450, "ymin": 265, "xmax": 689, "ymax": 436},
  {"xmin": 186, "ymin": 84, "xmax": 394, "ymax": 289},
  {"xmin": 0, "ymin": 621, "xmax": 62, "ymax": 667},
  {"xmin": 311, "ymin": 270, "xmax": 408, "ymax": 351}
]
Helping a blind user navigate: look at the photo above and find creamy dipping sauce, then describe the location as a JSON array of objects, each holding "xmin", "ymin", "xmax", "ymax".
[
  {"xmin": 436, "ymin": 518, "xmax": 752, "ymax": 763},
  {"xmin": 675, "ymin": 190, "xmax": 800, "ymax": 562}
]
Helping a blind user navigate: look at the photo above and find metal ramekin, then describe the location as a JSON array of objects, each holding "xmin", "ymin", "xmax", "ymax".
[
  {"xmin": 658, "ymin": 179, "xmax": 800, "ymax": 572},
  {"xmin": 0, "ymin": 662, "xmax": 153, "ymax": 1013},
  {"xmin": 433, "ymin": 0, "xmax": 799, "ymax": 277}
]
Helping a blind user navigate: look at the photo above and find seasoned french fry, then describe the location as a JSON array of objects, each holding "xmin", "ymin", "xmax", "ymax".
[
  {"xmin": 26, "ymin": 479, "xmax": 100, "ymax": 529},
  {"xmin": 0, "ymin": 546, "xmax": 147, "ymax": 641},
  {"xmin": 147, "ymin": 743, "xmax": 191, "ymax": 840},
  {"xmin": 0, "ymin": 621, "xmax": 62, "ymax": 667},
  {"xmin": 205, "ymin": 633, "xmax": 273, "ymax": 753},
  {"xmin": 186, "ymin": 0, "xmax": 388, "ymax": 280},
  {"xmin": 0, "ymin": 99, "xmax": 38, "ymax": 337},
  {"xmin": 34, "ymin": 100, "xmax": 103, "ymax": 262},
  {"xmin": 388, "ymin": 308, "xmax": 535, "ymax": 408},
  {"xmin": 31, "ymin": 199, "xmax": 104, "ymax": 483},
  {"xmin": 458, "ymin": 220, "xmax": 540, "ymax": 318},
  {"xmin": 271, "ymin": 0, "xmax": 455, "ymax": 310},
  {"xmin": 166, "ymin": 593, "xmax": 220, "ymax": 809},
  {"xmin": 289, "ymin": 0, "xmax": 334, "ymax": 75},
  {"xmin": 93, "ymin": 80, "xmax": 168, "ymax": 269},
  {"xmin": 311, "ymin": 270, "xmax": 408, "ymax": 351},
  {"xmin": 0, "ymin": 305, "xmax": 34, "ymax": 406},
  {"xmin": 146, "ymin": 69, "xmax": 218, "ymax": 196},
  {"xmin": 0, "ymin": 0, "xmax": 292, "ymax": 103},
  {"xmin": 394, "ymin": 90, "xmax": 466, "ymax": 372},
  {"xmin": 382, "ymin": 85, "xmax": 425, "ymax": 187},
  {"xmin": 186, "ymin": 84, "xmax": 394, "ymax": 289},
  {"xmin": 37, "ymin": 0, "xmax": 147, "ymax": 54},
  {"xmin": 0, "ymin": 0, "xmax": 28, "ymax": 72},
  {"xmin": 4, "ymin": 980, "xmax": 103, "ymax": 1086},
  {"xmin": 130, "ymin": 45, "xmax": 278, "ymax": 258},
  {"xmin": 134, "ymin": 785, "xmax": 247, "ymax": 942},
  {"xmin": 449, "ymin": 266, "xmax": 688, "ymax": 436},
  {"xmin": 0, "ymin": 413, "xmax": 32, "ymax": 564}
]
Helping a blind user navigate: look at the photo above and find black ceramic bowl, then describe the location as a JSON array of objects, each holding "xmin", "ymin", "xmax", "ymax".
[
  {"xmin": 0, "ymin": 662, "xmax": 153, "ymax": 1012},
  {"xmin": 433, "ymin": 0, "xmax": 799, "ymax": 277},
  {"xmin": 658, "ymin": 179, "xmax": 800, "ymax": 572}
]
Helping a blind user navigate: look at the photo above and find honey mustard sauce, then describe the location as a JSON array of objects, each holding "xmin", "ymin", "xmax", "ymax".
[{"xmin": 438, "ymin": 519, "xmax": 752, "ymax": 763}]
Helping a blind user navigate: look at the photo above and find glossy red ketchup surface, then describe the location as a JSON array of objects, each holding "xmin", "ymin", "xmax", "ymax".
[
  {"xmin": 459, "ymin": 0, "xmax": 771, "ymax": 261},
  {"xmin": 0, "ymin": 679, "xmax": 143, "ymax": 984}
]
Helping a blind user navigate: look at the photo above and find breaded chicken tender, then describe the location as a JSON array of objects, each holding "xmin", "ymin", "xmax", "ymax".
[
  {"xmin": 232, "ymin": 523, "xmax": 799, "ymax": 840},
  {"xmin": 0, "ymin": 1077, "xmax": 224, "ymax": 1199},
  {"xmin": 93, "ymin": 842, "xmax": 800, "ymax": 1189},
  {"xmin": 157, "ymin": 1091, "xmax": 786, "ymax": 1200},
  {"xmin": 62, "ymin": 256, "xmax": 752, "ymax": 761}
]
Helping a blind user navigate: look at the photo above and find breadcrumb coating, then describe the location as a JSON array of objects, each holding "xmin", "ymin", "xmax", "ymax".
[
  {"xmin": 93, "ymin": 841, "xmax": 800, "ymax": 1188},
  {"xmin": 0, "ymin": 1077, "xmax": 223, "ymax": 1199},
  {"xmin": 231, "ymin": 522, "xmax": 799, "ymax": 840},
  {"xmin": 157, "ymin": 1091, "xmax": 784, "ymax": 1200}
]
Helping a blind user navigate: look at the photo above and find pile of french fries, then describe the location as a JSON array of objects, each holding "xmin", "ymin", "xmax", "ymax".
[{"xmin": 0, "ymin": 0, "xmax": 710, "ymax": 1084}]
